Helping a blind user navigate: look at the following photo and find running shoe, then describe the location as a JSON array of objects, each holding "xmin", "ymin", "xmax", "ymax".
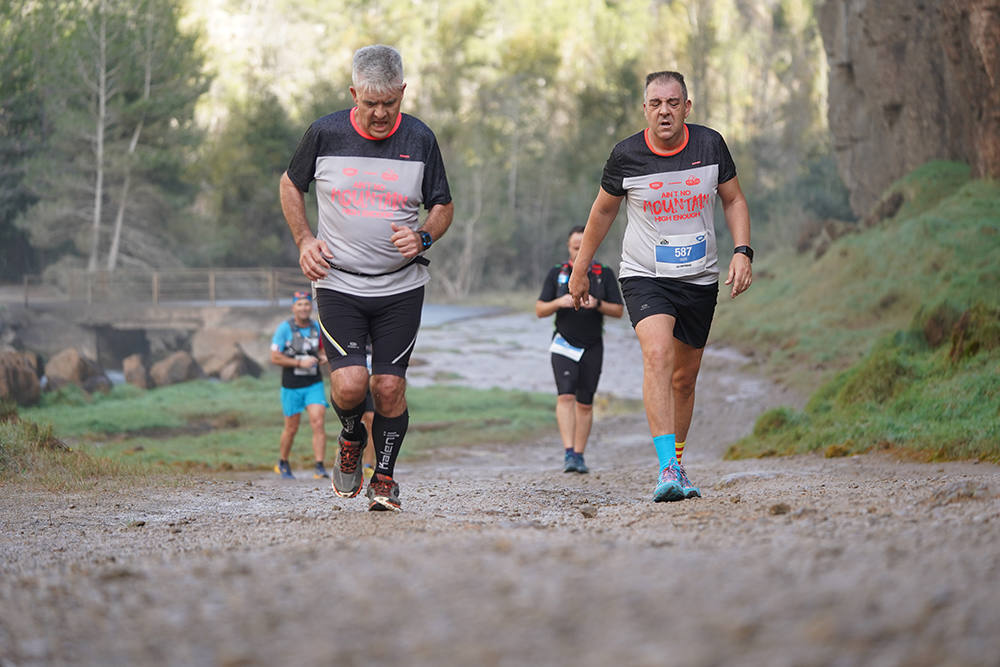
[
  {"xmin": 332, "ymin": 427, "xmax": 366, "ymax": 498},
  {"xmin": 563, "ymin": 450, "xmax": 579, "ymax": 473},
  {"xmin": 314, "ymin": 462, "xmax": 329, "ymax": 479},
  {"xmin": 574, "ymin": 452, "xmax": 590, "ymax": 474},
  {"xmin": 363, "ymin": 463, "xmax": 375, "ymax": 481},
  {"xmin": 653, "ymin": 458, "xmax": 685, "ymax": 502},
  {"xmin": 274, "ymin": 460, "xmax": 294, "ymax": 479},
  {"xmin": 677, "ymin": 463, "xmax": 701, "ymax": 499},
  {"xmin": 366, "ymin": 473, "xmax": 401, "ymax": 511}
]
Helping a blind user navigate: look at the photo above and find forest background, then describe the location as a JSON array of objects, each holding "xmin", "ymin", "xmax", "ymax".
[{"xmin": 0, "ymin": 0, "xmax": 852, "ymax": 296}]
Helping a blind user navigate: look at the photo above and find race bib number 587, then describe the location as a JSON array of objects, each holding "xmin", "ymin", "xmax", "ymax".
[{"xmin": 654, "ymin": 232, "xmax": 707, "ymax": 277}]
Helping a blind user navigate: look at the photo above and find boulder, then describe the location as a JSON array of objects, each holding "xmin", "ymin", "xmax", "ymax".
[
  {"xmin": 122, "ymin": 353, "xmax": 150, "ymax": 389},
  {"xmin": 44, "ymin": 347, "xmax": 110, "ymax": 393},
  {"xmin": 149, "ymin": 351, "xmax": 204, "ymax": 388},
  {"xmin": 192, "ymin": 328, "xmax": 262, "ymax": 379},
  {"xmin": 0, "ymin": 350, "xmax": 41, "ymax": 406},
  {"xmin": 218, "ymin": 354, "xmax": 263, "ymax": 382}
]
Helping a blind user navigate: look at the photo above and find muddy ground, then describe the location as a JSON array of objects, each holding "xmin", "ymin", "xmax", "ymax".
[{"xmin": 1, "ymin": 312, "xmax": 999, "ymax": 666}]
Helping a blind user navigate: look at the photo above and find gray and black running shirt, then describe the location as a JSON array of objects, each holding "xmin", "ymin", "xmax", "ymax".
[
  {"xmin": 601, "ymin": 123, "xmax": 736, "ymax": 286},
  {"xmin": 286, "ymin": 109, "xmax": 452, "ymax": 297}
]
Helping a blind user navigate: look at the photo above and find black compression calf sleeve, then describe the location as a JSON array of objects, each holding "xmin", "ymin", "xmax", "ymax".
[
  {"xmin": 332, "ymin": 398, "xmax": 367, "ymax": 440},
  {"xmin": 372, "ymin": 409, "xmax": 408, "ymax": 478}
]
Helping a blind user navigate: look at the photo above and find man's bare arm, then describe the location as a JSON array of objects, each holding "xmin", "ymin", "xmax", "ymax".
[
  {"xmin": 279, "ymin": 171, "xmax": 331, "ymax": 280},
  {"xmin": 718, "ymin": 176, "xmax": 752, "ymax": 299},
  {"xmin": 391, "ymin": 201, "xmax": 455, "ymax": 258},
  {"xmin": 569, "ymin": 188, "xmax": 623, "ymax": 309}
]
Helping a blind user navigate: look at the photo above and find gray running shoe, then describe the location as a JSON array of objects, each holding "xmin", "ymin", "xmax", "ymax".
[
  {"xmin": 366, "ymin": 473, "xmax": 401, "ymax": 511},
  {"xmin": 332, "ymin": 427, "xmax": 366, "ymax": 498}
]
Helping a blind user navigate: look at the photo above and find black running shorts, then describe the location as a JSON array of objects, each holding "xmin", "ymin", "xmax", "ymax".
[
  {"xmin": 316, "ymin": 286, "xmax": 424, "ymax": 378},
  {"xmin": 619, "ymin": 276, "xmax": 718, "ymax": 349},
  {"xmin": 551, "ymin": 342, "xmax": 603, "ymax": 405}
]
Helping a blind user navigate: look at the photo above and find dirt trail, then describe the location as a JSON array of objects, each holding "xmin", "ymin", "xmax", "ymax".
[{"xmin": 2, "ymin": 312, "xmax": 998, "ymax": 666}]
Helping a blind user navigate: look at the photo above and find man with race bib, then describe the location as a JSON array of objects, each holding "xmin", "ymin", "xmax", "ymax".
[
  {"xmin": 568, "ymin": 71, "xmax": 753, "ymax": 502},
  {"xmin": 536, "ymin": 226, "xmax": 623, "ymax": 474}
]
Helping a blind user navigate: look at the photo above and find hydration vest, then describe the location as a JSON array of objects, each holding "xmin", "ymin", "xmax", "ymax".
[
  {"xmin": 555, "ymin": 261, "xmax": 604, "ymax": 296},
  {"xmin": 284, "ymin": 319, "xmax": 320, "ymax": 359}
]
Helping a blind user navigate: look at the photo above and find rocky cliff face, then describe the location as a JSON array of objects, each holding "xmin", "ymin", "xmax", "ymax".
[{"xmin": 819, "ymin": 0, "xmax": 1000, "ymax": 216}]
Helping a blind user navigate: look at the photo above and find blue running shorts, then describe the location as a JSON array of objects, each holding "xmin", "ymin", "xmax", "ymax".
[{"xmin": 280, "ymin": 381, "xmax": 328, "ymax": 417}]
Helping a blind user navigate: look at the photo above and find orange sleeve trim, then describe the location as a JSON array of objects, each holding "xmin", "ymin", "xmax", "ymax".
[
  {"xmin": 644, "ymin": 124, "xmax": 689, "ymax": 156},
  {"xmin": 350, "ymin": 107, "xmax": 403, "ymax": 140}
]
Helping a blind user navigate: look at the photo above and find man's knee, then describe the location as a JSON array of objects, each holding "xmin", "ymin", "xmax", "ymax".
[
  {"xmin": 331, "ymin": 366, "xmax": 369, "ymax": 406},
  {"xmin": 642, "ymin": 343, "xmax": 675, "ymax": 370},
  {"xmin": 672, "ymin": 368, "xmax": 698, "ymax": 398},
  {"xmin": 576, "ymin": 401, "xmax": 594, "ymax": 415},
  {"xmin": 557, "ymin": 393, "xmax": 576, "ymax": 407},
  {"xmin": 371, "ymin": 374, "xmax": 406, "ymax": 414}
]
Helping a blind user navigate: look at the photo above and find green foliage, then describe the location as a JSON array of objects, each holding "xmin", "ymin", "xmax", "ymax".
[
  {"xmin": 187, "ymin": 90, "xmax": 301, "ymax": 266},
  {"xmin": 11, "ymin": 0, "xmax": 209, "ymax": 272},
  {"xmin": 720, "ymin": 164, "xmax": 1000, "ymax": 462}
]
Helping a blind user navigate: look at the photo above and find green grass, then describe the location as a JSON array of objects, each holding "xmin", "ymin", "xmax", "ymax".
[
  {"xmin": 713, "ymin": 161, "xmax": 999, "ymax": 390},
  {"xmin": 0, "ymin": 415, "xmax": 156, "ymax": 491},
  {"xmin": 713, "ymin": 161, "xmax": 1000, "ymax": 462},
  {"xmin": 14, "ymin": 373, "xmax": 565, "ymax": 473}
]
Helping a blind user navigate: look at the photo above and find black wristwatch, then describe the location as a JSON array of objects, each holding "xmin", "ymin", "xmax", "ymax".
[
  {"xmin": 418, "ymin": 230, "xmax": 433, "ymax": 250},
  {"xmin": 734, "ymin": 245, "xmax": 754, "ymax": 263}
]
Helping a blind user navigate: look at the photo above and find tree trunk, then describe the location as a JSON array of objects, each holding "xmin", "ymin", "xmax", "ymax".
[
  {"xmin": 87, "ymin": 0, "xmax": 108, "ymax": 273},
  {"xmin": 108, "ymin": 3, "xmax": 153, "ymax": 272}
]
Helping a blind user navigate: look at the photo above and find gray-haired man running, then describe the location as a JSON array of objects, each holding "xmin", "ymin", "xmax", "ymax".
[{"xmin": 279, "ymin": 44, "xmax": 454, "ymax": 511}]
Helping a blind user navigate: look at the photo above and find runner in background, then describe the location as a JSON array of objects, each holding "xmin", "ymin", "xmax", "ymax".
[
  {"xmin": 270, "ymin": 290, "xmax": 329, "ymax": 480},
  {"xmin": 536, "ymin": 225, "xmax": 623, "ymax": 473}
]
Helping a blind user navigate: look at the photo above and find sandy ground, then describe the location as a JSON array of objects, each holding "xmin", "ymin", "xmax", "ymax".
[{"xmin": 2, "ymin": 312, "xmax": 999, "ymax": 666}]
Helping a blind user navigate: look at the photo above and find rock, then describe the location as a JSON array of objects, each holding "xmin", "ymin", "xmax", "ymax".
[
  {"xmin": 926, "ymin": 481, "xmax": 993, "ymax": 506},
  {"xmin": 149, "ymin": 351, "xmax": 204, "ymax": 387},
  {"xmin": 0, "ymin": 350, "xmax": 41, "ymax": 406},
  {"xmin": 44, "ymin": 347, "xmax": 110, "ymax": 394},
  {"xmin": 579, "ymin": 504, "xmax": 598, "ymax": 519},
  {"xmin": 715, "ymin": 471, "xmax": 779, "ymax": 488},
  {"xmin": 217, "ymin": 354, "xmax": 262, "ymax": 382},
  {"xmin": 769, "ymin": 503, "xmax": 791, "ymax": 515},
  {"xmin": 192, "ymin": 329, "xmax": 262, "ymax": 380},
  {"xmin": 122, "ymin": 354, "xmax": 149, "ymax": 389},
  {"xmin": 819, "ymin": 0, "xmax": 1000, "ymax": 217}
]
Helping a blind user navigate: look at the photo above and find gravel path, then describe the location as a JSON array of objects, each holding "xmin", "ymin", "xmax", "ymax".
[{"xmin": 2, "ymin": 313, "xmax": 998, "ymax": 666}]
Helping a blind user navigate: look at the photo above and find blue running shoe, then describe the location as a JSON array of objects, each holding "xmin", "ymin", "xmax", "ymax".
[
  {"xmin": 677, "ymin": 463, "xmax": 701, "ymax": 499},
  {"xmin": 313, "ymin": 461, "xmax": 329, "ymax": 479},
  {"xmin": 563, "ymin": 450, "xmax": 579, "ymax": 473},
  {"xmin": 274, "ymin": 460, "xmax": 294, "ymax": 479},
  {"xmin": 653, "ymin": 458, "xmax": 685, "ymax": 502},
  {"xmin": 574, "ymin": 452, "xmax": 590, "ymax": 474}
]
